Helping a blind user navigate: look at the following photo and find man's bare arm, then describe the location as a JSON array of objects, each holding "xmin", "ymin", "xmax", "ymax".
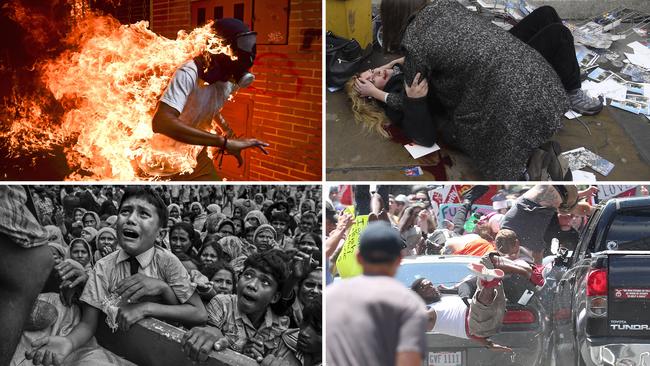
[
  {"xmin": 522, "ymin": 185, "xmax": 563, "ymax": 208},
  {"xmin": 426, "ymin": 308, "xmax": 437, "ymax": 331},
  {"xmin": 212, "ymin": 113, "xmax": 234, "ymax": 138},
  {"xmin": 152, "ymin": 102, "xmax": 225, "ymax": 147},
  {"xmin": 491, "ymin": 256, "xmax": 532, "ymax": 278}
]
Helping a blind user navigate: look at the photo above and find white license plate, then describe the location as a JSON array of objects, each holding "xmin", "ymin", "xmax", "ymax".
[{"xmin": 428, "ymin": 351, "xmax": 462, "ymax": 366}]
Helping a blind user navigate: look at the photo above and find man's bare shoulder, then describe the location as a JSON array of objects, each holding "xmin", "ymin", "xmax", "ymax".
[{"xmin": 522, "ymin": 185, "xmax": 562, "ymax": 208}]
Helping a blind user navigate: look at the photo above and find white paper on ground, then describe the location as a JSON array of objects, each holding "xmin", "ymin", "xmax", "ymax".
[
  {"xmin": 572, "ymin": 170, "xmax": 597, "ymax": 182},
  {"xmin": 625, "ymin": 52, "xmax": 650, "ymax": 70},
  {"xmin": 627, "ymin": 41, "xmax": 650, "ymax": 56},
  {"xmin": 404, "ymin": 143, "xmax": 441, "ymax": 159},
  {"xmin": 582, "ymin": 79, "xmax": 628, "ymax": 101},
  {"xmin": 564, "ymin": 110, "xmax": 582, "ymax": 119}
]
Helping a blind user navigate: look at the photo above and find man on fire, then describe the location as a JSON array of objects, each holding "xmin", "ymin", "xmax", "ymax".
[{"xmin": 146, "ymin": 18, "xmax": 268, "ymax": 180}]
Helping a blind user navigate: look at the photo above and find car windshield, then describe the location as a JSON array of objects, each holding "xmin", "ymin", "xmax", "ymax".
[
  {"xmin": 395, "ymin": 259, "xmax": 479, "ymax": 288},
  {"xmin": 601, "ymin": 208, "xmax": 650, "ymax": 251}
]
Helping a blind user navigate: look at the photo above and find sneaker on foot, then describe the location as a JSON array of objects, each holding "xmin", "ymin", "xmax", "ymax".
[
  {"xmin": 462, "ymin": 185, "xmax": 489, "ymax": 205},
  {"xmin": 567, "ymin": 89, "xmax": 603, "ymax": 116}
]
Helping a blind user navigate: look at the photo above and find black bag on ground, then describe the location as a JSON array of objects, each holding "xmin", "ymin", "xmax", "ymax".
[{"xmin": 326, "ymin": 31, "xmax": 368, "ymax": 89}]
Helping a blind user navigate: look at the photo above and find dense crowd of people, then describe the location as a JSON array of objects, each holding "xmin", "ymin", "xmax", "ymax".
[{"xmin": 3, "ymin": 185, "xmax": 322, "ymax": 366}]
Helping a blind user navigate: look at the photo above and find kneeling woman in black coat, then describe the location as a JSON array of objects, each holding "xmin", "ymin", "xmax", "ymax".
[{"xmin": 347, "ymin": 3, "xmax": 601, "ymax": 180}]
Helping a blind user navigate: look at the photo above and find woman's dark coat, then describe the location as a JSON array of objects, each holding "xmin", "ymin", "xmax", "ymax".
[{"xmin": 386, "ymin": 0, "xmax": 568, "ymax": 180}]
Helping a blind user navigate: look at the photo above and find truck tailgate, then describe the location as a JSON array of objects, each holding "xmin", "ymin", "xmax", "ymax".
[{"xmin": 608, "ymin": 254, "xmax": 650, "ymax": 337}]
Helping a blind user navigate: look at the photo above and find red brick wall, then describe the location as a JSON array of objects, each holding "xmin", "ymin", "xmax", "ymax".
[
  {"xmin": 151, "ymin": 0, "xmax": 191, "ymax": 39},
  {"xmin": 150, "ymin": 0, "xmax": 322, "ymax": 181}
]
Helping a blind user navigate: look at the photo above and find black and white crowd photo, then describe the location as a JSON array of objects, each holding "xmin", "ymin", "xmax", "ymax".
[{"xmin": 0, "ymin": 185, "xmax": 322, "ymax": 366}]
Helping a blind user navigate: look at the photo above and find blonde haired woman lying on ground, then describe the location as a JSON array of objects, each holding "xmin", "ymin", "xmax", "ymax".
[{"xmin": 345, "ymin": 57, "xmax": 441, "ymax": 147}]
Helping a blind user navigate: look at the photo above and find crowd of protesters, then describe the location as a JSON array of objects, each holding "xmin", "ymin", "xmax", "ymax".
[
  {"xmin": 325, "ymin": 184, "xmax": 614, "ymax": 365},
  {"xmin": 3, "ymin": 185, "xmax": 322, "ymax": 366}
]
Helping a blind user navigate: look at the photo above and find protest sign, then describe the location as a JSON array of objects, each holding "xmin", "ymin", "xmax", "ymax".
[{"xmin": 335, "ymin": 214, "xmax": 369, "ymax": 278}]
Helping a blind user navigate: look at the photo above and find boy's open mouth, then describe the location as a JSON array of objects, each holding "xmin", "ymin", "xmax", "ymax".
[
  {"xmin": 122, "ymin": 229, "xmax": 139, "ymax": 239},
  {"xmin": 241, "ymin": 292, "xmax": 257, "ymax": 304}
]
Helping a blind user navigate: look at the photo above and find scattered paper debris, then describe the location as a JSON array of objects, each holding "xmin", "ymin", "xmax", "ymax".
[
  {"xmin": 575, "ymin": 45, "xmax": 600, "ymax": 67},
  {"xmin": 625, "ymin": 52, "xmax": 650, "ymax": 69},
  {"xmin": 611, "ymin": 99, "xmax": 643, "ymax": 114},
  {"xmin": 404, "ymin": 143, "xmax": 440, "ymax": 159},
  {"xmin": 564, "ymin": 110, "xmax": 582, "ymax": 119},
  {"xmin": 561, "ymin": 147, "xmax": 615, "ymax": 176},
  {"xmin": 403, "ymin": 166, "xmax": 424, "ymax": 177},
  {"xmin": 572, "ymin": 169, "xmax": 597, "ymax": 182},
  {"xmin": 620, "ymin": 64, "xmax": 650, "ymax": 83}
]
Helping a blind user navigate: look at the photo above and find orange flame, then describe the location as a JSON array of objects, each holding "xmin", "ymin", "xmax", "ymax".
[{"xmin": 3, "ymin": 2, "xmax": 235, "ymax": 180}]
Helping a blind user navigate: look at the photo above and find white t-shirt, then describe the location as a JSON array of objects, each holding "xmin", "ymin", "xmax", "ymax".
[
  {"xmin": 431, "ymin": 296, "xmax": 469, "ymax": 339},
  {"xmin": 139, "ymin": 61, "xmax": 235, "ymax": 176}
]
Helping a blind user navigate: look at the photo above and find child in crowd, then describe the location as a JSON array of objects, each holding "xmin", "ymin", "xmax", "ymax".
[
  {"xmin": 26, "ymin": 187, "xmax": 207, "ymax": 366},
  {"xmin": 181, "ymin": 250, "xmax": 291, "ymax": 363}
]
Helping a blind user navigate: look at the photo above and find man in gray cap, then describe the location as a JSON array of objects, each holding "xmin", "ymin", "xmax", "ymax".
[{"xmin": 326, "ymin": 221, "xmax": 427, "ymax": 366}]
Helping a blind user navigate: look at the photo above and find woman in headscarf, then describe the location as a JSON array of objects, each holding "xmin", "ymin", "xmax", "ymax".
[
  {"xmin": 206, "ymin": 203, "xmax": 221, "ymax": 215},
  {"xmin": 69, "ymin": 238, "xmax": 94, "ymax": 269},
  {"xmin": 94, "ymin": 227, "xmax": 117, "ymax": 261},
  {"xmin": 261, "ymin": 199, "xmax": 274, "ymax": 214},
  {"xmin": 104, "ymin": 215, "xmax": 118, "ymax": 228},
  {"xmin": 217, "ymin": 235, "xmax": 249, "ymax": 275},
  {"xmin": 71, "ymin": 207, "xmax": 86, "ymax": 223},
  {"xmin": 205, "ymin": 213, "xmax": 227, "ymax": 234},
  {"xmin": 243, "ymin": 209, "xmax": 269, "ymax": 228},
  {"xmin": 189, "ymin": 202, "xmax": 208, "ymax": 232},
  {"xmin": 215, "ymin": 218, "xmax": 236, "ymax": 237},
  {"xmin": 80, "ymin": 227, "xmax": 98, "ymax": 250},
  {"xmin": 300, "ymin": 199, "xmax": 316, "ymax": 215},
  {"xmin": 81, "ymin": 211, "xmax": 101, "ymax": 231},
  {"xmin": 169, "ymin": 222, "xmax": 199, "ymax": 255},
  {"xmin": 45, "ymin": 225, "xmax": 67, "ymax": 247},
  {"xmin": 48, "ymin": 242, "xmax": 68, "ymax": 266},
  {"xmin": 253, "ymin": 224, "xmax": 278, "ymax": 253},
  {"xmin": 231, "ymin": 217, "xmax": 244, "ymax": 237},
  {"xmin": 253, "ymin": 193, "xmax": 265, "ymax": 210},
  {"xmin": 167, "ymin": 203, "xmax": 182, "ymax": 220}
]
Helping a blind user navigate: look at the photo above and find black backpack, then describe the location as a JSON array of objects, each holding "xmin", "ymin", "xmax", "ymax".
[{"xmin": 326, "ymin": 31, "xmax": 369, "ymax": 90}]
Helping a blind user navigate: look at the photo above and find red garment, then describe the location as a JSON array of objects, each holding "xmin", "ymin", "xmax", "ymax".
[{"xmin": 455, "ymin": 238, "xmax": 496, "ymax": 257}]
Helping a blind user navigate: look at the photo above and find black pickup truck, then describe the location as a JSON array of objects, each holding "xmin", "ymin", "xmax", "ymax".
[{"xmin": 547, "ymin": 196, "xmax": 650, "ymax": 366}]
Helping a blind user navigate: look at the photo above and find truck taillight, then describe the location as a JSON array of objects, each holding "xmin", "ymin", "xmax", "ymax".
[
  {"xmin": 587, "ymin": 269, "xmax": 608, "ymax": 296},
  {"xmin": 587, "ymin": 269, "xmax": 608, "ymax": 317},
  {"xmin": 503, "ymin": 310, "xmax": 536, "ymax": 324}
]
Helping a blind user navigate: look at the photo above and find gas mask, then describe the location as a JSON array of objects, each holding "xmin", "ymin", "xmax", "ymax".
[{"xmin": 199, "ymin": 19, "xmax": 258, "ymax": 87}]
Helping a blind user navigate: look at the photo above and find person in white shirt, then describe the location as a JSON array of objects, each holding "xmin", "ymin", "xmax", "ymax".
[{"xmin": 147, "ymin": 18, "xmax": 268, "ymax": 180}]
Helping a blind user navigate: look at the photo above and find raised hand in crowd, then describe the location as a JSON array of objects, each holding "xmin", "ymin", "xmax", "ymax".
[
  {"xmin": 578, "ymin": 185, "xmax": 598, "ymax": 199},
  {"xmin": 416, "ymin": 208, "xmax": 430, "ymax": 233},
  {"xmin": 100, "ymin": 244, "xmax": 115, "ymax": 257}
]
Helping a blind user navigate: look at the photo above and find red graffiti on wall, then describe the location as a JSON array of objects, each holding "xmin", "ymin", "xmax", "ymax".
[{"xmin": 247, "ymin": 52, "xmax": 304, "ymax": 98}]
